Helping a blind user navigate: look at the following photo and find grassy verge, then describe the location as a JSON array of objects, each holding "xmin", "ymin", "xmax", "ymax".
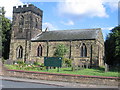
[{"xmin": 5, "ymin": 64, "xmax": 119, "ymax": 77}]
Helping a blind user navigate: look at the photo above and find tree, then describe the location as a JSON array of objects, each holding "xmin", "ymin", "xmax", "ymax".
[
  {"xmin": 0, "ymin": 7, "xmax": 11, "ymax": 59},
  {"xmin": 54, "ymin": 44, "xmax": 69, "ymax": 57},
  {"xmin": 54, "ymin": 44, "xmax": 72, "ymax": 67},
  {"xmin": 0, "ymin": 7, "xmax": 2, "ymax": 58},
  {"xmin": 105, "ymin": 25, "xmax": 120, "ymax": 66}
]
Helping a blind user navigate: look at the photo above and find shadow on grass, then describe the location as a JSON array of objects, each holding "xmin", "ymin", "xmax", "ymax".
[
  {"xmin": 92, "ymin": 67, "xmax": 104, "ymax": 70},
  {"xmin": 91, "ymin": 66, "xmax": 119, "ymax": 73},
  {"xmin": 94, "ymin": 70, "xmax": 105, "ymax": 73},
  {"xmin": 63, "ymin": 69, "xmax": 73, "ymax": 72},
  {"xmin": 86, "ymin": 67, "xmax": 105, "ymax": 73},
  {"xmin": 109, "ymin": 66, "xmax": 120, "ymax": 72}
]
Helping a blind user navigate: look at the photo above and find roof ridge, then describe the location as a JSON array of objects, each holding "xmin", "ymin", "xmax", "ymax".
[{"xmin": 43, "ymin": 28, "xmax": 101, "ymax": 32}]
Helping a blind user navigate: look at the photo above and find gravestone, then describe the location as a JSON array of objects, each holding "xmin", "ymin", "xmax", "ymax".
[
  {"xmin": 72, "ymin": 60, "xmax": 85, "ymax": 71},
  {"xmin": 79, "ymin": 62, "xmax": 84, "ymax": 70},
  {"xmin": 86, "ymin": 62, "xmax": 89, "ymax": 69},
  {"xmin": 4, "ymin": 59, "xmax": 13, "ymax": 65},
  {"xmin": 25, "ymin": 61, "xmax": 34, "ymax": 65},
  {"xmin": 105, "ymin": 63, "xmax": 109, "ymax": 72},
  {"xmin": 71, "ymin": 61, "xmax": 75, "ymax": 71},
  {"xmin": 25, "ymin": 61, "xmax": 30, "ymax": 64},
  {"xmin": 85, "ymin": 60, "xmax": 90, "ymax": 69}
]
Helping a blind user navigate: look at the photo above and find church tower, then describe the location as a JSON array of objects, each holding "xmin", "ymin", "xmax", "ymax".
[{"xmin": 9, "ymin": 4, "xmax": 43, "ymax": 62}]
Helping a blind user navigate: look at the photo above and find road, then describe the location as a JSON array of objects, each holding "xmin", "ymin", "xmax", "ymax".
[
  {"xmin": 1, "ymin": 80, "xmax": 63, "ymax": 88},
  {"xmin": 0, "ymin": 76, "xmax": 119, "ymax": 89}
]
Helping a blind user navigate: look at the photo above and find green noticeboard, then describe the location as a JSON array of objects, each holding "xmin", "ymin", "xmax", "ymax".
[{"xmin": 44, "ymin": 57, "xmax": 62, "ymax": 67}]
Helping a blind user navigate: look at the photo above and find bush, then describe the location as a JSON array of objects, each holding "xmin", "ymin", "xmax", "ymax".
[
  {"xmin": 17, "ymin": 60, "xmax": 24, "ymax": 65},
  {"xmin": 63, "ymin": 58, "xmax": 72, "ymax": 67},
  {"xmin": 37, "ymin": 63, "xmax": 46, "ymax": 70},
  {"xmin": 2, "ymin": 58, "xmax": 5, "ymax": 64},
  {"xmin": 7, "ymin": 60, "xmax": 46, "ymax": 71},
  {"xmin": 40, "ymin": 63, "xmax": 44, "ymax": 67},
  {"xmin": 33, "ymin": 62, "xmax": 41, "ymax": 66},
  {"xmin": 13, "ymin": 61, "xmax": 16, "ymax": 64},
  {"xmin": 40, "ymin": 66, "xmax": 46, "ymax": 70}
]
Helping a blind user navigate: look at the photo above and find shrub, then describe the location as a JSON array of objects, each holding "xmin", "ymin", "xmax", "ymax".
[
  {"xmin": 63, "ymin": 58, "xmax": 72, "ymax": 67},
  {"xmin": 2, "ymin": 58, "xmax": 5, "ymax": 64},
  {"xmin": 33, "ymin": 61, "xmax": 41, "ymax": 66},
  {"xmin": 36, "ymin": 63, "xmax": 46, "ymax": 70},
  {"xmin": 40, "ymin": 63, "xmax": 44, "ymax": 67},
  {"xmin": 17, "ymin": 60, "xmax": 24, "ymax": 65},
  {"xmin": 40, "ymin": 66, "xmax": 46, "ymax": 70},
  {"xmin": 13, "ymin": 61, "xmax": 16, "ymax": 64}
]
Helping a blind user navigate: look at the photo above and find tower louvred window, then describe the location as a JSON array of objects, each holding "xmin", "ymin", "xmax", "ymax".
[{"xmin": 19, "ymin": 15, "xmax": 24, "ymax": 26}]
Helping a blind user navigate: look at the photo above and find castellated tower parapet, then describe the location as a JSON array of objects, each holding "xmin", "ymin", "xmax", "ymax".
[
  {"xmin": 13, "ymin": 4, "xmax": 43, "ymax": 16},
  {"xmin": 12, "ymin": 4, "xmax": 43, "ymax": 39}
]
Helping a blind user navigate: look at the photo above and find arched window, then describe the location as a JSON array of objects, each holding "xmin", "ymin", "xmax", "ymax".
[
  {"xmin": 16, "ymin": 46, "xmax": 23, "ymax": 59},
  {"xmin": 37, "ymin": 45, "xmax": 42, "ymax": 57},
  {"xmin": 81, "ymin": 43, "xmax": 87, "ymax": 57}
]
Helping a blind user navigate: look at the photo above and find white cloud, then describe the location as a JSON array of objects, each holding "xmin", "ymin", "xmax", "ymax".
[
  {"xmin": 21, "ymin": 0, "xmax": 65, "ymax": 2},
  {"xmin": 43, "ymin": 22, "xmax": 58, "ymax": 31},
  {"xmin": 1, "ymin": 0, "xmax": 118, "ymax": 20},
  {"xmin": 0, "ymin": 0, "xmax": 23, "ymax": 20},
  {"xmin": 61, "ymin": 20, "xmax": 74, "ymax": 25},
  {"xmin": 102, "ymin": 0, "xmax": 119, "ymax": 10},
  {"xmin": 58, "ymin": 0, "xmax": 108, "ymax": 18},
  {"xmin": 102, "ymin": 27, "xmax": 114, "ymax": 31}
]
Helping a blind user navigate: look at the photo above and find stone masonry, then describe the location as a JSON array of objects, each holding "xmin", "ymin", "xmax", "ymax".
[{"xmin": 9, "ymin": 4, "xmax": 104, "ymax": 67}]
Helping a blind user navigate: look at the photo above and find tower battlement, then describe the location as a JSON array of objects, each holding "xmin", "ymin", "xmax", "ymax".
[{"xmin": 13, "ymin": 4, "xmax": 43, "ymax": 16}]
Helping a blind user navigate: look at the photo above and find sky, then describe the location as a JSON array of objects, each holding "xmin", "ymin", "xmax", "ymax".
[{"xmin": 0, "ymin": 0, "xmax": 119, "ymax": 40}]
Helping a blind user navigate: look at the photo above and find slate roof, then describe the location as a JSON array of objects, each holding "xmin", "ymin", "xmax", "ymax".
[{"xmin": 31, "ymin": 28, "xmax": 101, "ymax": 41}]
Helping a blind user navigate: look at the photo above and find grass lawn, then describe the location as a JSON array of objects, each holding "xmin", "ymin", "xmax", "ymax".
[{"xmin": 5, "ymin": 64, "xmax": 119, "ymax": 77}]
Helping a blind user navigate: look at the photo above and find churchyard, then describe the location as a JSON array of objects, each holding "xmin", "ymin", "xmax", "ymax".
[
  {"xmin": 4, "ymin": 61, "xmax": 119, "ymax": 77},
  {"xmin": 4, "ymin": 43, "xmax": 119, "ymax": 78}
]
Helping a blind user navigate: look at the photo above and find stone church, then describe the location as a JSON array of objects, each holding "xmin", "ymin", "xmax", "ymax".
[{"xmin": 9, "ymin": 4, "xmax": 104, "ymax": 67}]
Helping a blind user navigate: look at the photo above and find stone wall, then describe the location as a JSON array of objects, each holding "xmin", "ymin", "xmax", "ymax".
[
  {"xmin": 9, "ymin": 39, "xmax": 26, "ymax": 62},
  {"xmin": 4, "ymin": 70, "xmax": 119, "ymax": 86},
  {"xmin": 31, "ymin": 39, "xmax": 104, "ymax": 67},
  {"xmin": 0, "ymin": 61, "xmax": 7, "ymax": 76},
  {"xmin": 13, "ymin": 4, "xmax": 43, "ymax": 16},
  {"xmin": 9, "ymin": 38, "xmax": 104, "ymax": 67}
]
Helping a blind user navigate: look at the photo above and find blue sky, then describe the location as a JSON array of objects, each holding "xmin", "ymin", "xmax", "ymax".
[{"xmin": 0, "ymin": 0, "xmax": 119, "ymax": 40}]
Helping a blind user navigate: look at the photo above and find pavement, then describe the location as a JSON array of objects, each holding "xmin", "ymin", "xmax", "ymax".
[{"xmin": 0, "ymin": 76, "xmax": 119, "ymax": 88}]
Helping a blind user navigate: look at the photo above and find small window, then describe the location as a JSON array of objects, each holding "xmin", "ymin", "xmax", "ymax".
[
  {"xmin": 35, "ymin": 18, "xmax": 38, "ymax": 28},
  {"xmin": 81, "ymin": 43, "xmax": 87, "ymax": 57},
  {"xmin": 37, "ymin": 45, "xmax": 42, "ymax": 57}
]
